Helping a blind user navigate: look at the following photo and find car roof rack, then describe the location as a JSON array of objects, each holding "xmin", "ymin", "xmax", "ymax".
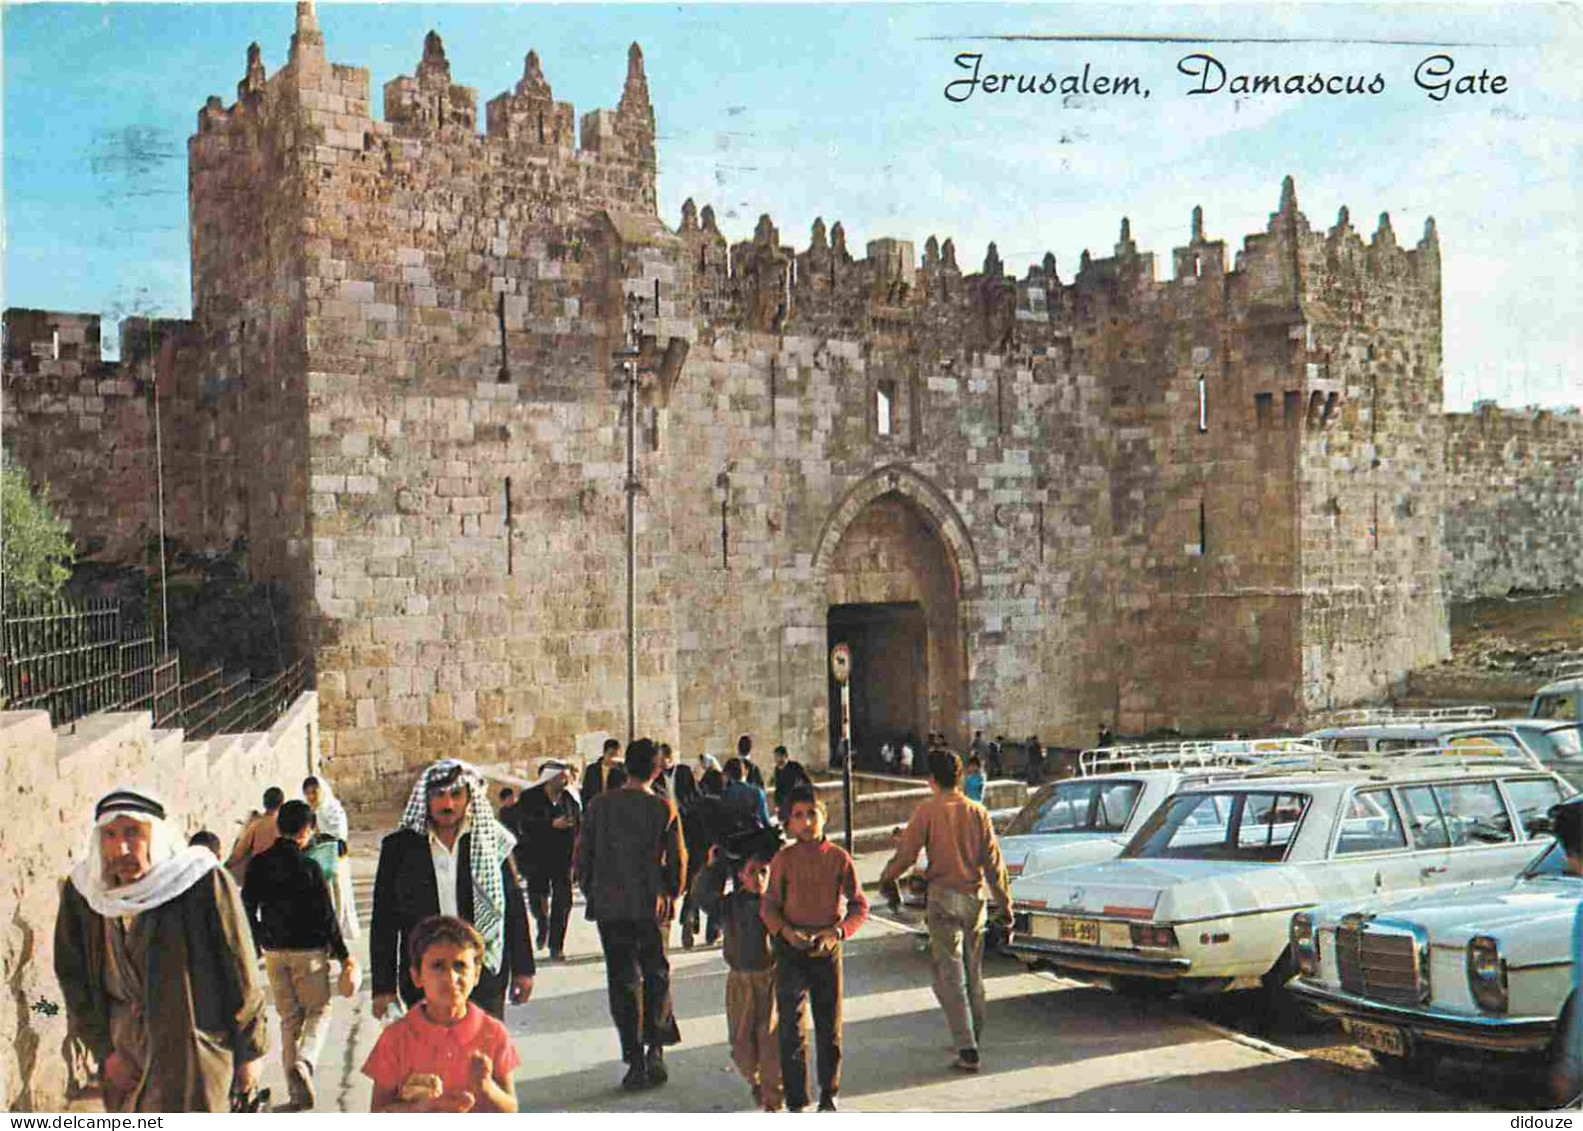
[
  {"xmin": 1225, "ymin": 742, "xmax": 1546, "ymax": 781},
  {"xmin": 1549, "ymin": 658, "xmax": 1583, "ymax": 681},
  {"xmin": 1078, "ymin": 737, "xmax": 1325, "ymax": 775},
  {"xmin": 1324, "ymin": 705, "xmax": 1498, "ymax": 726}
]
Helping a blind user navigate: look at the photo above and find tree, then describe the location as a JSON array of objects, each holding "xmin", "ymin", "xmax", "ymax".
[{"xmin": 1, "ymin": 456, "xmax": 74, "ymax": 603}]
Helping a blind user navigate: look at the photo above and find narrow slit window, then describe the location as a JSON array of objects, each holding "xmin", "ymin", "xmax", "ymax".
[
  {"xmin": 1193, "ymin": 255, "xmax": 1202, "ymax": 278},
  {"xmin": 1199, "ymin": 500, "xmax": 1208, "ymax": 556},
  {"xmin": 1197, "ymin": 375, "xmax": 1208, "ymax": 433},
  {"xmin": 877, "ymin": 381, "xmax": 896, "ymax": 436},
  {"xmin": 1255, "ymin": 392, "xmax": 1273, "ymax": 427}
]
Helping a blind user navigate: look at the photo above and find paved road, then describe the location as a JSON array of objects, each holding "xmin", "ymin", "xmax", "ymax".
[{"xmin": 244, "ymin": 855, "xmax": 1446, "ymax": 1113}]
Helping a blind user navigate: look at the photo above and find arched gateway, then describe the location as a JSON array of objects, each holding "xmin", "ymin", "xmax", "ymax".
[{"xmin": 811, "ymin": 466, "xmax": 979, "ymax": 766}]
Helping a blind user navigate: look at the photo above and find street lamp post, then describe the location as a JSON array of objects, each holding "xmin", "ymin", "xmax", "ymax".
[{"xmin": 614, "ymin": 294, "xmax": 643, "ymax": 744}]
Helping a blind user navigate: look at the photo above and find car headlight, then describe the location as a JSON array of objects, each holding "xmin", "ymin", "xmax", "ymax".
[
  {"xmin": 1466, "ymin": 935, "xmax": 1508, "ymax": 1013},
  {"xmin": 1290, "ymin": 912, "xmax": 1320, "ymax": 978}
]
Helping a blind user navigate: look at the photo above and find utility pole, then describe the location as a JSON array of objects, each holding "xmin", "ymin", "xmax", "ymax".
[{"xmin": 615, "ymin": 293, "xmax": 643, "ymax": 743}]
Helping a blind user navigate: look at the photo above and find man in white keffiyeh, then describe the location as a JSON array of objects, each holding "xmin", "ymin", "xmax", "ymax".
[
  {"xmin": 53, "ymin": 787, "xmax": 269, "ymax": 1111},
  {"xmin": 370, "ymin": 760, "xmax": 535, "ymax": 1021}
]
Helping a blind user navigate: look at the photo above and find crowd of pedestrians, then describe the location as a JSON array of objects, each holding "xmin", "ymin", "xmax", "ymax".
[{"xmin": 51, "ymin": 728, "xmax": 1015, "ymax": 1113}]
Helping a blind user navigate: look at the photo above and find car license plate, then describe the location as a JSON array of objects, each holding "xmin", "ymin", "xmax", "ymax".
[
  {"xmin": 1056, "ymin": 917, "xmax": 1101, "ymax": 945},
  {"xmin": 1346, "ymin": 1019, "xmax": 1407, "ymax": 1057}
]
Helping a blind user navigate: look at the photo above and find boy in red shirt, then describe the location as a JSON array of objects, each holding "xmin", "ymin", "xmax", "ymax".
[
  {"xmin": 363, "ymin": 916, "xmax": 520, "ymax": 1113},
  {"xmin": 759, "ymin": 789, "xmax": 868, "ymax": 1112}
]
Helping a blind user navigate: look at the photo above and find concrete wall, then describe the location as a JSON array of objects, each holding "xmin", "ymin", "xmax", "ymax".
[
  {"xmin": 1444, "ymin": 405, "xmax": 1583, "ymax": 600},
  {"xmin": 0, "ymin": 693, "xmax": 320, "ymax": 1111}
]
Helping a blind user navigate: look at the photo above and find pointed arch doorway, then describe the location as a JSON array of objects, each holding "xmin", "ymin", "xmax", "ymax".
[{"xmin": 822, "ymin": 489, "xmax": 967, "ymax": 768}]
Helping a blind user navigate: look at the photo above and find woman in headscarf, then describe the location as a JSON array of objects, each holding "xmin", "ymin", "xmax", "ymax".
[{"xmin": 303, "ymin": 775, "xmax": 359, "ymax": 941}]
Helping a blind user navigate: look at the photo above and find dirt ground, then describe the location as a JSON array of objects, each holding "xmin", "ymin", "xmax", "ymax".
[{"xmin": 1405, "ymin": 589, "xmax": 1583, "ymax": 706}]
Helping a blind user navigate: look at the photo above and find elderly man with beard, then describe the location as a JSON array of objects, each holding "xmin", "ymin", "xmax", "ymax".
[
  {"xmin": 371, "ymin": 760, "xmax": 535, "ymax": 1020},
  {"xmin": 54, "ymin": 787, "xmax": 269, "ymax": 1112},
  {"xmin": 513, "ymin": 760, "xmax": 581, "ymax": 960}
]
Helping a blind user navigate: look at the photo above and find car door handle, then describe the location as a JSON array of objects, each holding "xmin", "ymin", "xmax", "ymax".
[{"xmin": 1420, "ymin": 865, "xmax": 1448, "ymax": 877}]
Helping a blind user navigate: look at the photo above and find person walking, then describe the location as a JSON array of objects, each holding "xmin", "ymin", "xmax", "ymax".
[
  {"xmin": 696, "ymin": 830, "xmax": 785, "ymax": 1112},
  {"xmin": 226, "ymin": 785, "xmax": 284, "ymax": 885},
  {"xmin": 963, "ymin": 755, "xmax": 987, "ymax": 804},
  {"xmin": 302, "ymin": 774, "xmax": 359, "ymax": 942},
  {"xmin": 721, "ymin": 756, "xmax": 772, "ymax": 835},
  {"xmin": 370, "ymin": 761, "xmax": 535, "ymax": 1021},
  {"xmin": 241, "ymin": 800, "xmax": 357, "ymax": 1109},
  {"xmin": 736, "ymin": 734, "xmax": 767, "ymax": 789},
  {"xmin": 878, "ymin": 750, "xmax": 1012, "ymax": 1074},
  {"xmin": 54, "ymin": 786, "xmax": 269, "ymax": 1112},
  {"xmin": 759, "ymin": 788, "xmax": 869, "ymax": 1112},
  {"xmin": 655, "ymin": 743, "xmax": 699, "ymax": 810},
  {"xmin": 513, "ymin": 760, "xmax": 581, "ymax": 960},
  {"xmin": 581, "ymin": 738, "xmax": 626, "ymax": 801},
  {"xmin": 680, "ymin": 765, "xmax": 727, "ymax": 948},
  {"xmin": 576, "ymin": 737, "xmax": 688, "ymax": 1090}
]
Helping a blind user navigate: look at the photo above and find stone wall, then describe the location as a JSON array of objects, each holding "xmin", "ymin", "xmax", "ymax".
[
  {"xmin": 0, "ymin": 693, "xmax": 320, "ymax": 1111},
  {"xmin": 1444, "ymin": 405, "xmax": 1583, "ymax": 599}
]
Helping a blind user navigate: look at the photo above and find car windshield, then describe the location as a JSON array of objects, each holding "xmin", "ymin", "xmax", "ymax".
[
  {"xmin": 1122, "ymin": 790, "xmax": 1310, "ymax": 862},
  {"xmin": 1534, "ymin": 693, "xmax": 1579, "ymax": 721},
  {"xmin": 1004, "ymin": 779, "xmax": 1145, "ymax": 836}
]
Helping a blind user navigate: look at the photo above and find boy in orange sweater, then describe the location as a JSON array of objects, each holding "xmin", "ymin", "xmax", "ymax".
[{"xmin": 758, "ymin": 789, "xmax": 868, "ymax": 1113}]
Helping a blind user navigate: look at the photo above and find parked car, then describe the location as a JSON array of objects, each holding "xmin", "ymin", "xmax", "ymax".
[
  {"xmin": 1307, "ymin": 717, "xmax": 1583, "ymax": 786},
  {"xmin": 1532, "ymin": 662, "xmax": 1583, "ymax": 726},
  {"xmin": 1288, "ymin": 819, "xmax": 1580, "ymax": 1086},
  {"xmin": 1003, "ymin": 750, "xmax": 1575, "ymax": 999}
]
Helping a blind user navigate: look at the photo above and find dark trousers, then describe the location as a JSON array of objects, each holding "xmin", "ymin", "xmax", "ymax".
[
  {"xmin": 597, "ymin": 919, "xmax": 679, "ymax": 1063},
  {"xmin": 775, "ymin": 941, "xmax": 843, "ymax": 1108},
  {"xmin": 527, "ymin": 871, "xmax": 572, "ymax": 954}
]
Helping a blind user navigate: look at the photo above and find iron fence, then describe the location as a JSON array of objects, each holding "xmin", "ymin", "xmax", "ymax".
[{"xmin": 1, "ymin": 598, "xmax": 307, "ymax": 737}]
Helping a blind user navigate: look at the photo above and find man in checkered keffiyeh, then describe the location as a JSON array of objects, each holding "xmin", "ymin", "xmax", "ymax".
[{"xmin": 370, "ymin": 760, "xmax": 535, "ymax": 1020}]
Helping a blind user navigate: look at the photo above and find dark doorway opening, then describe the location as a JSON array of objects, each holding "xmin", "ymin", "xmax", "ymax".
[{"xmin": 827, "ymin": 601, "xmax": 927, "ymax": 772}]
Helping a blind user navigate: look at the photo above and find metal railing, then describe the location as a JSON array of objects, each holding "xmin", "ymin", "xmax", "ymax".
[
  {"xmin": 1326, "ymin": 705, "xmax": 1498, "ymax": 726},
  {"xmin": 1078, "ymin": 737, "xmax": 1325, "ymax": 776},
  {"xmin": 1, "ymin": 598, "xmax": 305, "ymax": 738}
]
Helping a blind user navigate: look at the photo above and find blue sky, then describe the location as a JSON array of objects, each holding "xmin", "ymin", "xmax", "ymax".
[{"xmin": 4, "ymin": 2, "xmax": 1580, "ymax": 409}]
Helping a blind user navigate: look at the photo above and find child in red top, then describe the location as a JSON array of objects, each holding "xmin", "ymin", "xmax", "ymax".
[{"xmin": 363, "ymin": 916, "xmax": 520, "ymax": 1113}]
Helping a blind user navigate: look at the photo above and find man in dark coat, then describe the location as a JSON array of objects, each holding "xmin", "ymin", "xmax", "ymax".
[
  {"xmin": 370, "ymin": 760, "xmax": 535, "ymax": 1020},
  {"xmin": 772, "ymin": 745, "xmax": 812, "ymax": 819},
  {"xmin": 654, "ymin": 743, "xmax": 698, "ymax": 809},
  {"xmin": 577, "ymin": 737, "xmax": 688, "ymax": 1091},
  {"xmin": 581, "ymin": 738, "xmax": 626, "ymax": 801},
  {"xmin": 55, "ymin": 786, "xmax": 269, "ymax": 1112},
  {"xmin": 513, "ymin": 760, "xmax": 581, "ymax": 959}
]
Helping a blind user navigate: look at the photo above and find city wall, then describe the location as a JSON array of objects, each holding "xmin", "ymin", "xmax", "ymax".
[
  {"xmin": 1443, "ymin": 405, "xmax": 1583, "ymax": 599},
  {"xmin": 0, "ymin": 693, "xmax": 320, "ymax": 1111}
]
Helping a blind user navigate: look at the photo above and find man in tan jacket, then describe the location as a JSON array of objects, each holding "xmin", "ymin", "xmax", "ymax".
[{"xmin": 879, "ymin": 749, "xmax": 1011, "ymax": 1074}]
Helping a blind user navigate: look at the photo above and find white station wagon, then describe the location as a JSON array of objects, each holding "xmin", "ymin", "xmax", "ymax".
[
  {"xmin": 1004, "ymin": 752, "xmax": 1574, "ymax": 998},
  {"xmin": 1289, "ymin": 818, "xmax": 1582, "ymax": 1080}
]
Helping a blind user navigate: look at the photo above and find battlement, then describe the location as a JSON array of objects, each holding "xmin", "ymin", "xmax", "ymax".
[
  {"xmin": 678, "ymin": 175, "xmax": 1440, "ymax": 361},
  {"xmin": 191, "ymin": 3, "xmax": 656, "ymax": 219}
]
